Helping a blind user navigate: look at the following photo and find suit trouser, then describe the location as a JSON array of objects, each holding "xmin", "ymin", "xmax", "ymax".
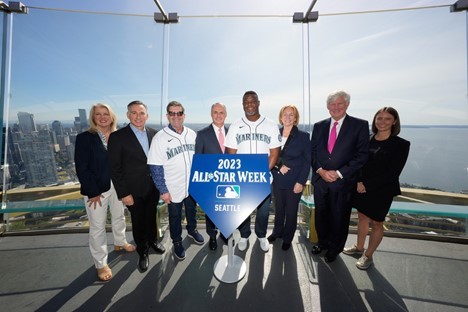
[
  {"xmin": 272, "ymin": 183, "xmax": 302, "ymax": 244},
  {"xmin": 313, "ymin": 181, "xmax": 353, "ymax": 255},
  {"xmin": 127, "ymin": 190, "xmax": 158, "ymax": 256},
  {"xmin": 85, "ymin": 182, "xmax": 127, "ymax": 269},
  {"xmin": 238, "ymin": 195, "xmax": 271, "ymax": 239}
]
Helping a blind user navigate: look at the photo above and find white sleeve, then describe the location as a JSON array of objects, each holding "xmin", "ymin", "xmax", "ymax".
[
  {"xmin": 224, "ymin": 124, "xmax": 237, "ymax": 149},
  {"xmin": 147, "ymin": 134, "xmax": 165, "ymax": 165},
  {"xmin": 269, "ymin": 122, "xmax": 282, "ymax": 148}
]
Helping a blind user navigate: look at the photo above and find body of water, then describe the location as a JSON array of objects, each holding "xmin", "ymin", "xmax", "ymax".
[
  {"xmin": 399, "ymin": 127, "xmax": 468, "ymax": 193},
  {"xmin": 174, "ymin": 124, "xmax": 468, "ymax": 194}
]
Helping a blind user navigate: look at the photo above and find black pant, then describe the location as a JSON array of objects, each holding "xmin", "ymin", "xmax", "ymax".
[
  {"xmin": 127, "ymin": 190, "xmax": 158, "ymax": 256},
  {"xmin": 313, "ymin": 180, "xmax": 353, "ymax": 255}
]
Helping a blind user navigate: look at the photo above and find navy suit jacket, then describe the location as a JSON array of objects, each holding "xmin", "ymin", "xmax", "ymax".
[
  {"xmin": 273, "ymin": 126, "xmax": 311, "ymax": 189},
  {"xmin": 195, "ymin": 124, "xmax": 228, "ymax": 154},
  {"xmin": 311, "ymin": 114, "xmax": 369, "ymax": 192},
  {"xmin": 75, "ymin": 131, "xmax": 111, "ymax": 198},
  {"xmin": 108, "ymin": 124, "xmax": 157, "ymax": 199}
]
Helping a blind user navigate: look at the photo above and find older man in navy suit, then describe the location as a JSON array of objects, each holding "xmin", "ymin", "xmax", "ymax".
[
  {"xmin": 108, "ymin": 100, "xmax": 165, "ymax": 272},
  {"xmin": 195, "ymin": 102, "xmax": 229, "ymax": 251},
  {"xmin": 310, "ymin": 90, "xmax": 369, "ymax": 262}
]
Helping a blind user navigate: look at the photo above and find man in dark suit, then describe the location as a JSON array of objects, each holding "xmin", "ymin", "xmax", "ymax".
[
  {"xmin": 108, "ymin": 100, "xmax": 165, "ymax": 272},
  {"xmin": 310, "ymin": 90, "xmax": 369, "ymax": 263},
  {"xmin": 194, "ymin": 103, "xmax": 228, "ymax": 251}
]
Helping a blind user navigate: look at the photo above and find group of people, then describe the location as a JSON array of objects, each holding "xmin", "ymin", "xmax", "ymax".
[
  {"xmin": 75, "ymin": 89, "xmax": 410, "ymax": 281},
  {"xmin": 310, "ymin": 91, "xmax": 410, "ymax": 270}
]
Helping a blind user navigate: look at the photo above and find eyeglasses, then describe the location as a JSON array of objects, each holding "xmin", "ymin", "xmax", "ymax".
[{"xmin": 168, "ymin": 111, "xmax": 184, "ymax": 116}]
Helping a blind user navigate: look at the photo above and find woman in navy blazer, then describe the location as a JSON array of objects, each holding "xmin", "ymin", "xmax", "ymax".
[
  {"xmin": 343, "ymin": 107, "xmax": 410, "ymax": 270},
  {"xmin": 269, "ymin": 105, "xmax": 311, "ymax": 250},
  {"xmin": 75, "ymin": 103, "xmax": 135, "ymax": 281}
]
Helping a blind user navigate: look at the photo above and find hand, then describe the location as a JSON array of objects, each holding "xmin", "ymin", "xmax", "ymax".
[
  {"xmin": 293, "ymin": 183, "xmax": 303, "ymax": 194},
  {"xmin": 121, "ymin": 195, "xmax": 134, "ymax": 206},
  {"xmin": 87, "ymin": 195, "xmax": 104, "ymax": 210},
  {"xmin": 279, "ymin": 165, "xmax": 290, "ymax": 175},
  {"xmin": 319, "ymin": 169, "xmax": 339, "ymax": 183},
  {"xmin": 357, "ymin": 182, "xmax": 366, "ymax": 193},
  {"xmin": 160, "ymin": 192, "xmax": 172, "ymax": 204}
]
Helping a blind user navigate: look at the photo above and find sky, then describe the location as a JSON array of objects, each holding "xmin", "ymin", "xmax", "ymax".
[{"xmin": 2, "ymin": 0, "xmax": 466, "ymax": 126}]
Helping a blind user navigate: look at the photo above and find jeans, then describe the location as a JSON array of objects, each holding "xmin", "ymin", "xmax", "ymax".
[{"xmin": 168, "ymin": 195, "xmax": 198, "ymax": 243}]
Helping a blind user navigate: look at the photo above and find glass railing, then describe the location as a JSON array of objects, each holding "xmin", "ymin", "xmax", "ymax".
[{"xmin": 1, "ymin": 4, "xmax": 467, "ymax": 241}]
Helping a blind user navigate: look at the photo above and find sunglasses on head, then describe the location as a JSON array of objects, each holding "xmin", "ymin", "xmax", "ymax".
[{"xmin": 168, "ymin": 111, "xmax": 184, "ymax": 116}]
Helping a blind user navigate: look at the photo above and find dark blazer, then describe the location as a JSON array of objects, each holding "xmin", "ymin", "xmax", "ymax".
[
  {"xmin": 311, "ymin": 114, "xmax": 370, "ymax": 192},
  {"xmin": 273, "ymin": 126, "xmax": 311, "ymax": 189},
  {"xmin": 359, "ymin": 135, "xmax": 410, "ymax": 197},
  {"xmin": 75, "ymin": 131, "xmax": 110, "ymax": 198},
  {"xmin": 195, "ymin": 124, "xmax": 228, "ymax": 154},
  {"xmin": 108, "ymin": 124, "xmax": 157, "ymax": 199}
]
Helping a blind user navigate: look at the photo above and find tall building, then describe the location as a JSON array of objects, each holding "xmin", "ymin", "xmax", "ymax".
[
  {"xmin": 51, "ymin": 120, "xmax": 64, "ymax": 135},
  {"xmin": 78, "ymin": 108, "xmax": 88, "ymax": 133},
  {"xmin": 12, "ymin": 130, "xmax": 59, "ymax": 187},
  {"xmin": 17, "ymin": 112, "xmax": 37, "ymax": 134}
]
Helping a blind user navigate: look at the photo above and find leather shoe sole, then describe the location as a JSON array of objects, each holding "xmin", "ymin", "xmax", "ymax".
[
  {"xmin": 151, "ymin": 242, "xmax": 166, "ymax": 254},
  {"xmin": 139, "ymin": 254, "xmax": 149, "ymax": 272}
]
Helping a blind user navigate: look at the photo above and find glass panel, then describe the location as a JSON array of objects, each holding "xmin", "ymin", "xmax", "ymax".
[
  {"xmin": 309, "ymin": 7, "xmax": 468, "ymax": 237},
  {"xmin": 2, "ymin": 9, "xmax": 164, "ymax": 231},
  {"xmin": 167, "ymin": 17, "xmax": 304, "ymax": 128}
]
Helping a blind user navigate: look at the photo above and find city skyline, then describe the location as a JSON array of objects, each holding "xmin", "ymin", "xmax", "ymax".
[{"xmin": 4, "ymin": 0, "xmax": 466, "ymax": 126}]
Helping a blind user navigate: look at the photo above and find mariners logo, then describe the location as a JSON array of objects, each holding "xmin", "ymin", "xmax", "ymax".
[{"xmin": 216, "ymin": 185, "xmax": 240, "ymax": 199}]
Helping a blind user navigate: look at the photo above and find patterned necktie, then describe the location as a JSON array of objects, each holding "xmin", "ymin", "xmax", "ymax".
[
  {"xmin": 328, "ymin": 121, "xmax": 338, "ymax": 153},
  {"xmin": 218, "ymin": 127, "xmax": 225, "ymax": 153}
]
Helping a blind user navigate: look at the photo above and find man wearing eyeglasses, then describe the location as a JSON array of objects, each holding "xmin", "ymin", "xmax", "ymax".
[{"xmin": 148, "ymin": 101, "xmax": 204, "ymax": 261}]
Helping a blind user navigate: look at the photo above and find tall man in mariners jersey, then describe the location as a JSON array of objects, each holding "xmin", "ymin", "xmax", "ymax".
[
  {"xmin": 224, "ymin": 90, "xmax": 281, "ymax": 252},
  {"xmin": 148, "ymin": 101, "xmax": 204, "ymax": 261}
]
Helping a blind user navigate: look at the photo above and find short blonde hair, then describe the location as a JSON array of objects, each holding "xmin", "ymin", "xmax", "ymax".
[
  {"xmin": 278, "ymin": 105, "xmax": 300, "ymax": 126},
  {"xmin": 88, "ymin": 103, "xmax": 117, "ymax": 133}
]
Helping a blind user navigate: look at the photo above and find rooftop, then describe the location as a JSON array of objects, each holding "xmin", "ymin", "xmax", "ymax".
[{"xmin": 1, "ymin": 229, "xmax": 467, "ymax": 312}]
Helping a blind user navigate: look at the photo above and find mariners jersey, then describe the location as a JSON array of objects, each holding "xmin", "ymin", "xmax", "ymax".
[
  {"xmin": 224, "ymin": 116, "xmax": 281, "ymax": 154},
  {"xmin": 147, "ymin": 126, "xmax": 196, "ymax": 203}
]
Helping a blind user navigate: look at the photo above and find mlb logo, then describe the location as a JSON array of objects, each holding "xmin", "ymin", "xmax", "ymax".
[{"xmin": 216, "ymin": 185, "xmax": 240, "ymax": 199}]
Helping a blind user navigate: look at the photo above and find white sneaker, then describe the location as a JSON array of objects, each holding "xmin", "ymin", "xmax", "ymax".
[
  {"xmin": 259, "ymin": 237, "xmax": 269, "ymax": 252},
  {"xmin": 238, "ymin": 238, "xmax": 248, "ymax": 251},
  {"xmin": 356, "ymin": 254, "xmax": 373, "ymax": 270}
]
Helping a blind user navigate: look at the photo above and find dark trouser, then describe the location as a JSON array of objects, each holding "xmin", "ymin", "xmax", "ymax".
[
  {"xmin": 168, "ymin": 195, "xmax": 198, "ymax": 243},
  {"xmin": 206, "ymin": 215, "xmax": 217, "ymax": 238},
  {"xmin": 238, "ymin": 195, "xmax": 271, "ymax": 239},
  {"xmin": 272, "ymin": 183, "xmax": 302, "ymax": 244},
  {"xmin": 127, "ymin": 190, "xmax": 158, "ymax": 256},
  {"xmin": 206, "ymin": 215, "xmax": 228, "ymax": 240},
  {"xmin": 313, "ymin": 181, "xmax": 353, "ymax": 256}
]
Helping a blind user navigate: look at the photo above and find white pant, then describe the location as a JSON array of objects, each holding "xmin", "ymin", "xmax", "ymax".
[{"xmin": 85, "ymin": 182, "xmax": 128, "ymax": 269}]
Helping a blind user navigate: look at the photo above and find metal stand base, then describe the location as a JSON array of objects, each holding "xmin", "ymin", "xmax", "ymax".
[{"xmin": 213, "ymin": 236, "xmax": 246, "ymax": 283}]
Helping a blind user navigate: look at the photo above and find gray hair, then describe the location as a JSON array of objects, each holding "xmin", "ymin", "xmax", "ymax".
[{"xmin": 327, "ymin": 90, "xmax": 350, "ymax": 106}]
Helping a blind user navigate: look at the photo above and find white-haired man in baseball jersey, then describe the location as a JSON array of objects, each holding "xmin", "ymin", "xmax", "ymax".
[
  {"xmin": 148, "ymin": 101, "xmax": 204, "ymax": 260},
  {"xmin": 224, "ymin": 90, "xmax": 281, "ymax": 252}
]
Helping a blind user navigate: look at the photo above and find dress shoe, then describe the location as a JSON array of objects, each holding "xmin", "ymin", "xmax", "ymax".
[
  {"xmin": 282, "ymin": 242, "xmax": 291, "ymax": 251},
  {"xmin": 324, "ymin": 252, "xmax": 337, "ymax": 263},
  {"xmin": 311, "ymin": 245, "xmax": 322, "ymax": 255},
  {"xmin": 267, "ymin": 234, "xmax": 277, "ymax": 243},
  {"xmin": 139, "ymin": 253, "xmax": 149, "ymax": 272},
  {"xmin": 150, "ymin": 241, "xmax": 166, "ymax": 254},
  {"xmin": 209, "ymin": 236, "xmax": 217, "ymax": 251},
  {"xmin": 220, "ymin": 235, "xmax": 228, "ymax": 245}
]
